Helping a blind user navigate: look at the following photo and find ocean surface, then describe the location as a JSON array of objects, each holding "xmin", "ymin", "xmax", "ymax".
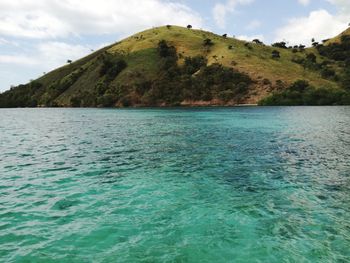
[{"xmin": 0, "ymin": 107, "xmax": 349, "ymax": 262}]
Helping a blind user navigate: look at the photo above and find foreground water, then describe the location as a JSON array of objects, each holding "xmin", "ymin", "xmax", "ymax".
[{"xmin": 0, "ymin": 107, "xmax": 349, "ymax": 262}]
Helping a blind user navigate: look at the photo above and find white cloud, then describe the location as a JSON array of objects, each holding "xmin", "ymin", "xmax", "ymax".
[
  {"xmin": 274, "ymin": 9, "xmax": 349, "ymax": 45},
  {"xmin": 37, "ymin": 42, "xmax": 92, "ymax": 68},
  {"xmin": 0, "ymin": 38, "xmax": 18, "ymax": 46},
  {"xmin": 0, "ymin": 41, "xmax": 94, "ymax": 90},
  {"xmin": 237, "ymin": 34, "xmax": 264, "ymax": 42},
  {"xmin": 213, "ymin": 0, "xmax": 254, "ymax": 29},
  {"xmin": 0, "ymin": 0, "xmax": 203, "ymax": 39},
  {"xmin": 275, "ymin": 0, "xmax": 350, "ymax": 45},
  {"xmin": 0, "ymin": 42, "xmax": 91, "ymax": 68},
  {"xmin": 298, "ymin": 0, "xmax": 310, "ymax": 6},
  {"xmin": 0, "ymin": 55, "xmax": 38, "ymax": 65},
  {"xmin": 0, "ymin": 0, "xmax": 203, "ymax": 91}
]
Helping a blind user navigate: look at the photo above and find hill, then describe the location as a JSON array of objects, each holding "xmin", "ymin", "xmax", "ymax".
[
  {"xmin": 324, "ymin": 27, "xmax": 350, "ymax": 45},
  {"xmin": 0, "ymin": 25, "xmax": 350, "ymax": 107}
]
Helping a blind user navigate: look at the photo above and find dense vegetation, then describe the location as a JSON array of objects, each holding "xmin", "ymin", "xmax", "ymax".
[
  {"xmin": 0, "ymin": 67, "xmax": 87, "ymax": 107},
  {"xmin": 259, "ymin": 80, "xmax": 350, "ymax": 106},
  {"xmin": 0, "ymin": 81, "xmax": 43, "ymax": 108},
  {"xmin": 71, "ymin": 40, "xmax": 252, "ymax": 107},
  {"xmin": 316, "ymin": 35, "xmax": 350, "ymax": 90}
]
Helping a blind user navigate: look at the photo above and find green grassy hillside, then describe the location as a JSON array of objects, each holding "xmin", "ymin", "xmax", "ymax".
[{"xmin": 1, "ymin": 25, "xmax": 349, "ymax": 107}]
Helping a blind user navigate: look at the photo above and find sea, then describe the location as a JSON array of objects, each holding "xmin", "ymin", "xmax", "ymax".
[{"xmin": 0, "ymin": 107, "xmax": 349, "ymax": 262}]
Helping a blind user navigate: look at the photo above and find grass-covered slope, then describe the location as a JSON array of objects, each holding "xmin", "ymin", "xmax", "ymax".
[
  {"xmin": 260, "ymin": 28, "xmax": 350, "ymax": 106},
  {"xmin": 0, "ymin": 25, "xmax": 349, "ymax": 107}
]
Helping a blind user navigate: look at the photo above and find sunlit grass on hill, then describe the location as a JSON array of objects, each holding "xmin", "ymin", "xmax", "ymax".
[{"xmin": 109, "ymin": 26, "xmax": 335, "ymax": 87}]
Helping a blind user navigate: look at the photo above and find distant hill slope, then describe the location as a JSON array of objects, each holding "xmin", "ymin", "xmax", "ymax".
[
  {"xmin": 1, "ymin": 25, "xmax": 349, "ymax": 107},
  {"xmin": 325, "ymin": 27, "xmax": 350, "ymax": 45}
]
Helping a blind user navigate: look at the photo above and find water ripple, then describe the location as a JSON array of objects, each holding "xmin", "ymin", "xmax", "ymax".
[{"xmin": 0, "ymin": 107, "xmax": 349, "ymax": 262}]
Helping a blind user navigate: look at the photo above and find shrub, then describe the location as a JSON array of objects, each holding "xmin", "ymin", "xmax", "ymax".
[
  {"xmin": 276, "ymin": 80, "xmax": 286, "ymax": 90},
  {"xmin": 183, "ymin": 56, "xmax": 207, "ymax": 75},
  {"xmin": 321, "ymin": 68, "xmax": 336, "ymax": 79},
  {"xmin": 342, "ymin": 69, "xmax": 350, "ymax": 90},
  {"xmin": 70, "ymin": 96, "xmax": 81, "ymax": 107},
  {"xmin": 203, "ymin": 38, "xmax": 214, "ymax": 47},
  {"xmin": 244, "ymin": 43, "xmax": 252, "ymax": 50},
  {"xmin": 106, "ymin": 59, "xmax": 127, "ymax": 81},
  {"xmin": 100, "ymin": 55, "xmax": 127, "ymax": 81},
  {"xmin": 272, "ymin": 42, "xmax": 287, "ymax": 49},
  {"xmin": 306, "ymin": 53, "xmax": 317, "ymax": 63},
  {"xmin": 263, "ymin": 78, "xmax": 271, "ymax": 85},
  {"xmin": 272, "ymin": 50, "xmax": 280, "ymax": 59},
  {"xmin": 97, "ymin": 94, "xmax": 116, "ymax": 107},
  {"xmin": 259, "ymin": 80, "xmax": 350, "ymax": 106},
  {"xmin": 252, "ymin": 39, "xmax": 263, "ymax": 45},
  {"xmin": 290, "ymin": 80, "xmax": 309, "ymax": 92},
  {"xmin": 158, "ymin": 40, "xmax": 177, "ymax": 58},
  {"xmin": 119, "ymin": 96, "xmax": 132, "ymax": 107},
  {"xmin": 95, "ymin": 81, "xmax": 108, "ymax": 95},
  {"xmin": 236, "ymin": 82, "xmax": 249, "ymax": 93},
  {"xmin": 218, "ymin": 90, "xmax": 235, "ymax": 102}
]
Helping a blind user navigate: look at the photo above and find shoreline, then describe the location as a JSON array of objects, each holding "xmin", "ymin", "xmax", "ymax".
[{"xmin": 2, "ymin": 104, "xmax": 350, "ymax": 109}]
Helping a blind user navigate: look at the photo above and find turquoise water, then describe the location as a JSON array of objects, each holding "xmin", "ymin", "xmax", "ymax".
[{"xmin": 0, "ymin": 107, "xmax": 349, "ymax": 262}]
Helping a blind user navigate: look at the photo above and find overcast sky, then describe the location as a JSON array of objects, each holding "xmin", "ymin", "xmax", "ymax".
[{"xmin": 0, "ymin": 0, "xmax": 349, "ymax": 91}]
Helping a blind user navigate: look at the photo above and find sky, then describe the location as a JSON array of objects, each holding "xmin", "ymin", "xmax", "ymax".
[{"xmin": 0, "ymin": 0, "xmax": 349, "ymax": 91}]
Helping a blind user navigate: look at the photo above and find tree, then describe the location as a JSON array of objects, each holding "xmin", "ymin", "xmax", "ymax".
[
  {"xmin": 99, "ymin": 55, "xmax": 127, "ymax": 81},
  {"xmin": 244, "ymin": 43, "xmax": 252, "ymax": 50},
  {"xmin": 70, "ymin": 96, "xmax": 81, "ymax": 107},
  {"xmin": 166, "ymin": 25, "xmax": 171, "ymax": 29},
  {"xmin": 67, "ymin": 60, "xmax": 72, "ymax": 64},
  {"xmin": 183, "ymin": 56, "xmax": 207, "ymax": 75},
  {"xmin": 299, "ymin": 45, "xmax": 306, "ymax": 51},
  {"xmin": 272, "ymin": 42, "xmax": 287, "ymax": 49},
  {"xmin": 222, "ymin": 34, "xmax": 227, "ymax": 38},
  {"xmin": 345, "ymin": 58, "xmax": 350, "ymax": 67},
  {"xmin": 203, "ymin": 38, "xmax": 213, "ymax": 47},
  {"xmin": 187, "ymin": 25, "xmax": 192, "ymax": 29},
  {"xmin": 272, "ymin": 50, "xmax": 280, "ymax": 59},
  {"xmin": 252, "ymin": 39, "xmax": 263, "ymax": 45},
  {"xmin": 97, "ymin": 94, "xmax": 117, "ymax": 107},
  {"xmin": 342, "ymin": 69, "xmax": 350, "ymax": 90},
  {"xmin": 306, "ymin": 53, "xmax": 316, "ymax": 63},
  {"xmin": 157, "ymin": 40, "xmax": 177, "ymax": 58},
  {"xmin": 290, "ymin": 80, "xmax": 309, "ymax": 92},
  {"xmin": 321, "ymin": 68, "xmax": 336, "ymax": 79}
]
